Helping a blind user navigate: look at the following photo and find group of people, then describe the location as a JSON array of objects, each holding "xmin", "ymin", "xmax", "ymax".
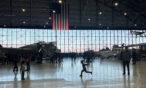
[
  {"xmin": 11, "ymin": 46, "xmax": 138, "ymax": 79},
  {"xmin": 13, "ymin": 55, "xmax": 31, "ymax": 80}
]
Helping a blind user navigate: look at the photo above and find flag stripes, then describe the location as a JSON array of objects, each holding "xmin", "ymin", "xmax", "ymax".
[{"xmin": 52, "ymin": 4, "xmax": 69, "ymax": 30}]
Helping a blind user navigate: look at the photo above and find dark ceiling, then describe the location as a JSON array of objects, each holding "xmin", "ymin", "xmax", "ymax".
[{"xmin": 0, "ymin": 0, "xmax": 146, "ymax": 29}]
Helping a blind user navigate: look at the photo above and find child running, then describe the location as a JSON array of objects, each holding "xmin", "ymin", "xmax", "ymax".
[{"xmin": 80, "ymin": 60, "xmax": 92, "ymax": 77}]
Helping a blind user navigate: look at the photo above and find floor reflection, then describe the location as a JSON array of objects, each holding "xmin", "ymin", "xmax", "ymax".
[
  {"xmin": 80, "ymin": 77, "xmax": 92, "ymax": 88},
  {"xmin": 0, "ymin": 57, "xmax": 146, "ymax": 88},
  {"xmin": 14, "ymin": 72, "xmax": 18, "ymax": 88},
  {"xmin": 123, "ymin": 76, "xmax": 131, "ymax": 88},
  {"xmin": 0, "ymin": 57, "xmax": 132, "ymax": 81}
]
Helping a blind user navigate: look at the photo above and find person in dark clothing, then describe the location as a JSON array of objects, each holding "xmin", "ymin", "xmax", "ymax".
[
  {"xmin": 120, "ymin": 46, "xmax": 131, "ymax": 75},
  {"xmin": 26, "ymin": 55, "xmax": 31, "ymax": 72},
  {"xmin": 20, "ymin": 55, "xmax": 25, "ymax": 72},
  {"xmin": 80, "ymin": 60, "xmax": 92, "ymax": 77},
  {"xmin": 5, "ymin": 53, "xmax": 10, "ymax": 64},
  {"xmin": 37, "ymin": 48, "xmax": 43, "ymax": 63},
  {"xmin": 13, "ymin": 55, "xmax": 18, "ymax": 72},
  {"xmin": 132, "ymin": 49, "xmax": 137, "ymax": 65},
  {"xmin": 13, "ymin": 62, "xmax": 18, "ymax": 72},
  {"xmin": 21, "ymin": 61, "xmax": 26, "ymax": 80}
]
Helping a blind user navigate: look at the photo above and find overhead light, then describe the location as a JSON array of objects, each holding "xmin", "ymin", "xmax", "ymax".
[
  {"xmin": 98, "ymin": 11, "xmax": 102, "ymax": 15},
  {"xmin": 134, "ymin": 24, "xmax": 137, "ymax": 27},
  {"xmin": 99, "ymin": 23, "xmax": 102, "ymax": 26},
  {"xmin": 107, "ymin": 26, "xmax": 109, "ymax": 29},
  {"xmin": 53, "ymin": 10, "xmax": 56, "ymax": 13},
  {"xmin": 114, "ymin": 2, "xmax": 119, "ymax": 6},
  {"xmin": 88, "ymin": 18, "xmax": 91, "ymax": 21},
  {"xmin": 46, "ymin": 22, "xmax": 48, "ymax": 25},
  {"xmin": 22, "ymin": 8, "xmax": 26, "ymax": 12},
  {"xmin": 49, "ymin": 17, "xmax": 52, "ymax": 20},
  {"xmin": 23, "ymin": 21, "xmax": 26, "ymax": 24},
  {"xmin": 58, "ymin": 0, "xmax": 62, "ymax": 4},
  {"xmin": 4, "ymin": 24, "xmax": 7, "ymax": 27},
  {"xmin": 124, "ymin": 12, "xmax": 127, "ymax": 16}
]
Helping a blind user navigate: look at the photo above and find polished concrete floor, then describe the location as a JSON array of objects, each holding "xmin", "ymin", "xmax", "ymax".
[{"xmin": 0, "ymin": 57, "xmax": 146, "ymax": 88}]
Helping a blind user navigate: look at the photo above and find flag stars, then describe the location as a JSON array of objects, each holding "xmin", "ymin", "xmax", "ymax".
[{"xmin": 52, "ymin": 4, "xmax": 69, "ymax": 30}]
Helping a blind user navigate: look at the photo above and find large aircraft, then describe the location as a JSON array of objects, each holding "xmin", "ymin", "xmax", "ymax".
[
  {"xmin": 130, "ymin": 30, "xmax": 146, "ymax": 38},
  {"xmin": 0, "ymin": 45, "xmax": 32, "ymax": 64},
  {"xmin": 0, "ymin": 41, "xmax": 61, "ymax": 63}
]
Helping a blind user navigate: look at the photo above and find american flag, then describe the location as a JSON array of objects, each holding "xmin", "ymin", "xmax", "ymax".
[{"xmin": 52, "ymin": 4, "xmax": 69, "ymax": 30}]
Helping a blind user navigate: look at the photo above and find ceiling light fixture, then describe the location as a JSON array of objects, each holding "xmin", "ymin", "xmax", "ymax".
[
  {"xmin": 58, "ymin": 0, "xmax": 62, "ymax": 4},
  {"xmin": 98, "ymin": 11, "xmax": 102, "ymax": 15},
  {"xmin": 53, "ymin": 10, "xmax": 56, "ymax": 13},
  {"xmin": 107, "ymin": 26, "xmax": 109, "ymax": 29},
  {"xmin": 114, "ymin": 2, "xmax": 119, "ymax": 6},
  {"xmin": 4, "ymin": 24, "xmax": 7, "ymax": 27},
  {"xmin": 124, "ymin": 12, "xmax": 127, "ymax": 16},
  {"xmin": 46, "ymin": 22, "xmax": 48, "ymax": 25},
  {"xmin": 49, "ymin": 17, "xmax": 52, "ymax": 20},
  {"xmin": 88, "ymin": 18, "xmax": 91, "ymax": 21},
  {"xmin": 23, "ymin": 21, "xmax": 26, "ymax": 24},
  {"xmin": 99, "ymin": 24, "xmax": 102, "ymax": 26},
  {"xmin": 22, "ymin": 8, "xmax": 26, "ymax": 12}
]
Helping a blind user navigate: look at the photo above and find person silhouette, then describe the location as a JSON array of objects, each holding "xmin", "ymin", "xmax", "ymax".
[
  {"xmin": 21, "ymin": 61, "xmax": 27, "ymax": 80},
  {"xmin": 80, "ymin": 60, "xmax": 92, "ymax": 77},
  {"xmin": 120, "ymin": 46, "xmax": 131, "ymax": 75}
]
